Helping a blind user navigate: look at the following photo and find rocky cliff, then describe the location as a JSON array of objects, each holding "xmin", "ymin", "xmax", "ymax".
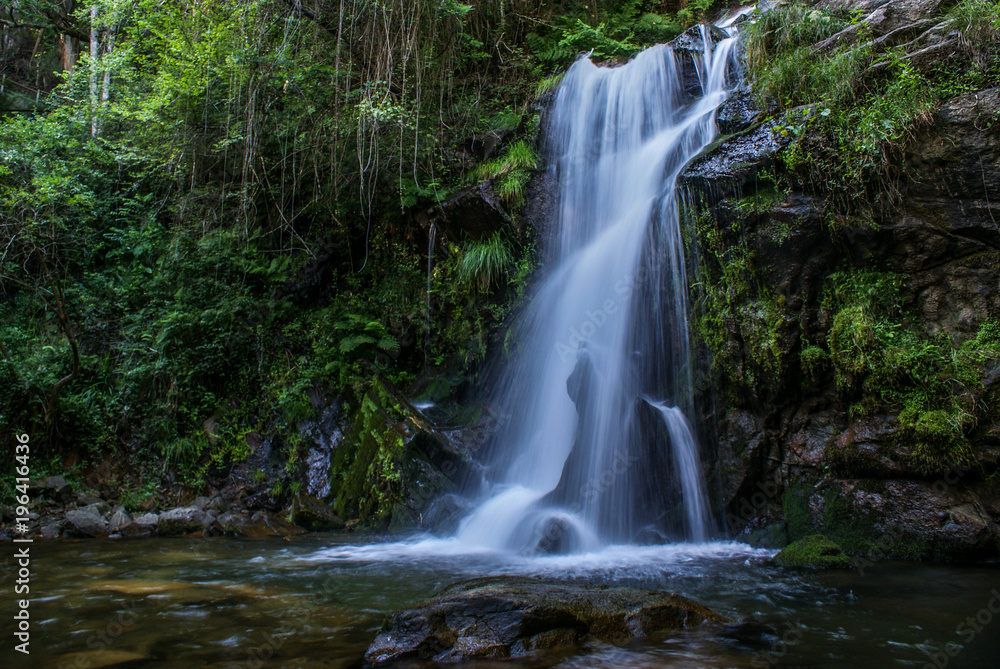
[{"xmin": 684, "ymin": 0, "xmax": 1000, "ymax": 560}]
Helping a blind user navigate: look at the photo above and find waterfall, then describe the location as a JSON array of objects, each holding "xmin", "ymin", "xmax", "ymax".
[{"xmin": 457, "ymin": 27, "xmax": 738, "ymax": 553}]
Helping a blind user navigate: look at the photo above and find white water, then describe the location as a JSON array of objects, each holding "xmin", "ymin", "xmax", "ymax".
[
  {"xmin": 654, "ymin": 403, "xmax": 711, "ymax": 543},
  {"xmin": 453, "ymin": 28, "xmax": 738, "ymax": 553}
]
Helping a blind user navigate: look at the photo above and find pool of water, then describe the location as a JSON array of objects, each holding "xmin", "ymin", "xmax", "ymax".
[{"xmin": 2, "ymin": 535, "xmax": 998, "ymax": 668}]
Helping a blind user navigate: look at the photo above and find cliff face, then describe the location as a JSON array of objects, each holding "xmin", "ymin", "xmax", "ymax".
[{"xmin": 684, "ymin": 3, "xmax": 1000, "ymax": 560}]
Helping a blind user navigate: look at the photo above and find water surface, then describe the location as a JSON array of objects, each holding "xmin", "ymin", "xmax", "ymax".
[{"xmin": 3, "ymin": 535, "xmax": 998, "ymax": 668}]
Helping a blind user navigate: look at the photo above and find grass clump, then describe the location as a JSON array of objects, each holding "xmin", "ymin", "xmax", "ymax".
[{"xmin": 459, "ymin": 233, "xmax": 515, "ymax": 292}]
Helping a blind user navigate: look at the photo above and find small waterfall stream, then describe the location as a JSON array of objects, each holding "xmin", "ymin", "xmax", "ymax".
[{"xmin": 456, "ymin": 27, "xmax": 738, "ymax": 553}]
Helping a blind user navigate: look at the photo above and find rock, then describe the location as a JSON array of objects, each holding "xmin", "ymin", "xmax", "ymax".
[
  {"xmin": 157, "ymin": 507, "xmax": 208, "ymax": 536},
  {"xmin": 217, "ymin": 510, "xmax": 251, "ymax": 536},
  {"xmin": 421, "ymin": 493, "xmax": 475, "ymax": 535},
  {"xmin": 31, "ymin": 475, "xmax": 74, "ymax": 503},
  {"xmin": 670, "ymin": 24, "xmax": 731, "ymax": 99},
  {"xmin": 75, "ymin": 494, "xmax": 111, "ymax": 515},
  {"xmin": 716, "ymin": 84, "xmax": 763, "ymax": 135},
  {"xmin": 64, "ymin": 506, "xmax": 109, "ymax": 538},
  {"xmin": 40, "ymin": 520, "xmax": 63, "ymax": 539},
  {"xmin": 815, "ymin": 0, "xmax": 946, "ymax": 36},
  {"xmin": 125, "ymin": 512, "xmax": 159, "ymax": 537},
  {"xmin": 291, "ymin": 494, "xmax": 345, "ymax": 531},
  {"xmin": 430, "ymin": 180, "xmax": 511, "ymax": 241},
  {"xmin": 825, "ymin": 416, "xmax": 921, "ymax": 478},
  {"xmin": 108, "ymin": 506, "xmax": 134, "ymax": 535},
  {"xmin": 775, "ymin": 535, "xmax": 855, "ymax": 569},
  {"xmin": 810, "ymin": 479, "xmax": 1000, "ymax": 560},
  {"xmin": 366, "ymin": 577, "xmax": 729, "ymax": 665},
  {"xmin": 680, "ymin": 107, "xmax": 812, "ymax": 193},
  {"xmin": 192, "ymin": 496, "xmax": 212, "ymax": 510},
  {"xmin": 299, "ymin": 401, "xmax": 344, "ymax": 499},
  {"xmin": 246, "ymin": 511, "xmax": 306, "ymax": 537}
]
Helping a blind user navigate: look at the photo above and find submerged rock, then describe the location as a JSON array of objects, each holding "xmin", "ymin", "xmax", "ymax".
[
  {"xmin": 775, "ymin": 535, "xmax": 855, "ymax": 569},
  {"xmin": 365, "ymin": 576, "xmax": 728, "ymax": 665}
]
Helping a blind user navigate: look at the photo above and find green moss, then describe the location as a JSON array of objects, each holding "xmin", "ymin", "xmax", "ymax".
[
  {"xmin": 328, "ymin": 385, "xmax": 408, "ymax": 525},
  {"xmin": 819, "ymin": 269, "xmax": 999, "ymax": 473},
  {"xmin": 775, "ymin": 534, "xmax": 854, "ymax": 569}
]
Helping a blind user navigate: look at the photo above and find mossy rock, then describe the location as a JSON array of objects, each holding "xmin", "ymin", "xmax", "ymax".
[{"xmin": 775, "ymin": 534, "xmax": 854, "ymax": 569}]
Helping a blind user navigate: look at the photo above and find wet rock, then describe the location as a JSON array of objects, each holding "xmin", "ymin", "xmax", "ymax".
[
  {"xmin": 217, "ymin": 510, "xmax": 251, "ymax": 536},
  {"xmin": 108, "ymin": 506, "xmax": 134, "ymax": 535},
  {"xmin": 421, "ymin": 493, "xmax": 475, "ymax": 535},
  {"xmin": 291, "ymin": 494, "xmax": 345, "ymax": 531},
  {"xmin": 716, "ymin": 84, "xmax": 763, "ymax": 135},
  {"xmin": 40, "ymin": 519, "xmax": 63, "ymax": 539},
  {"xmin": 365, "ymin": 576, "xmax": 729, "ymax": 665},
  {"xmin": 299, "ymin": 401, "xmax": 344, "ymax": 499},
  {"xmin": 157, "ymin": 506, "xmax": 208, "ymax": 536},
  {"xmin": 803, "ymin": 479, "xmax": 1000, "ymax": 560},
  {"xmin": 775, "ymin": 535, "xmax": 854, "ymax": 569},
  {"xmin": 64, "ymin": 506, "xmax": 109, "ymax": 538},
  {"xmin": 825, "ymin": 416, "xmax": 923, "ymax": 478},
  {"xmin": 670, "ymin": 24, "xmax": 731, "ymax": 99},
  {"xmin": 680, "ymin": 108, "xmax": 812, "ymax": 193},
  {"xmin": 245, "ymin": 510, "xmax": 306, "ymax": 537},
  {"xmin": 126, "ymin": 513, "xmax": 159, "ymax": 537}
]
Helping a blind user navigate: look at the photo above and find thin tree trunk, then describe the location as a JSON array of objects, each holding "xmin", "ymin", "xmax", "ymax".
[{"xmin": 90, "ymin": 5, "xmax": 99, "ymax": 136}]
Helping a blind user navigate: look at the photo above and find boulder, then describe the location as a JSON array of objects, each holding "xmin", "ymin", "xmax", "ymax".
[
  {"xmin": 422, "ymin": 180, "xmax": 510, "ymax": 242},
  {"xmin": 775, "ymin": 535, "xmax": 855, "ymax": 569},
  {"xmin": 291, "ymin": 494, "xmax": 345, "ymax": 531},
  {"xmin": 64, "ymin": 506, "xmax": 109, "ymax": 538},
  {"xmin": 31, "ymin": 476, "xmax": 74, "ymax": 504},
  {"xmin": 680, "ymin": 107, "xmax": 811, "ymax": 193},
  {"xmin": 157, "ymin": 507, "xmax": 208, "ymax": 536},
  {"xmin": 107, "ymin": 506, "xmax": 135, "ymax": 535},
  {"xmin": 123, "ymin": 513, "xmax": 158, "ymax": 538},
  {"xmin": 365, "ymin": 576, "xmax": 729, "ymax": 665},
  {"xmin": 716, "ymin": 84, "xmax": 763, "ymax": 135}
]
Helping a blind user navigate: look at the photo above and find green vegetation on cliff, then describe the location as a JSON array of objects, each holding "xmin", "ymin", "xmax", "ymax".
[{"xmin": 0, "ymin": 0, "xmax": 722, "ymax": 519}]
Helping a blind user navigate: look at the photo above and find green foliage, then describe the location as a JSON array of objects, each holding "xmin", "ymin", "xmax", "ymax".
[
  {"xmin": 742, "ymin": 3, "xmax": 967, "ymax": 215},
  {"xmin": 523, "ymin": 1, "xmax": 693, "ymax": 68},
  {"xmin": 948, "ymin": 0, "xmax": 1000, "ymax": 64},
  {"xmin": 328, "ymin": 385, "xmax": 407, "ymax": 523},
  {"xmin": 459, "ymin": 233, "xmax": 516, "ymax": 292},
  {"xmin": 821, "ymin": 270, "xmax": 1000, "ymax": 473}
]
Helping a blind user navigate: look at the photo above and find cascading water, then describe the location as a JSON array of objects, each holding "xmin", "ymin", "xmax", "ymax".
[{"xmin": 456, "ymin": 27, "xmax": 738, "ymax": 553}]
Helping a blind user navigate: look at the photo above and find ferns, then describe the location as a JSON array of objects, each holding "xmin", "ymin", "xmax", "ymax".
[
  {"xmin": 459, "ymin": 233, "xmax": 515, "ymax": 292},
  {"xmin": 334, "ymin": 314, "xmax": 400, "ymax": 356}
]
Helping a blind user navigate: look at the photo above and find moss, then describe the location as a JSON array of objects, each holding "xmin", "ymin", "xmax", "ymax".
[
  {"xmin": 775, "ymin": 534, "xmax": 854, "ymax": 569},
  {"xmin": 328, "ymin": 385, "xmax": 408, "ymax": 525}
]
